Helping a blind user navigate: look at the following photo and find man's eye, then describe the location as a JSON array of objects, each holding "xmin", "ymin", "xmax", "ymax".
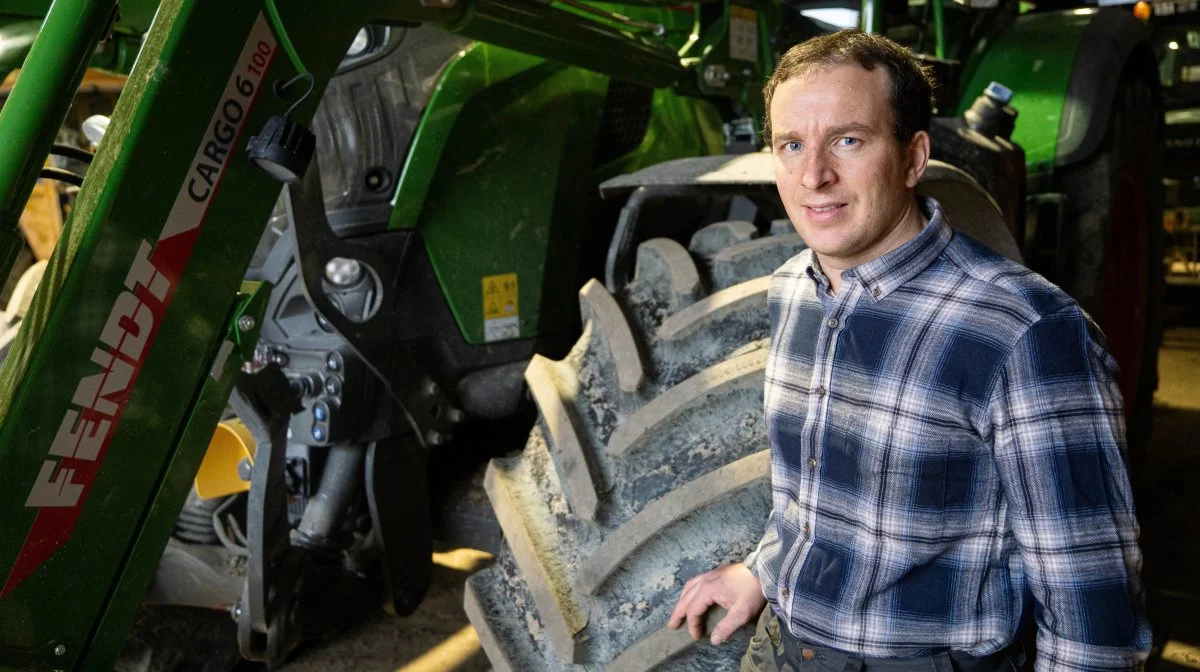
[
  {"xmin": 784, "ymin": 141, "xmax": 802, "ymax": 152},
  {"xmin": 837, "ymin": 137, "xmax": 859, "ymax": 147}
]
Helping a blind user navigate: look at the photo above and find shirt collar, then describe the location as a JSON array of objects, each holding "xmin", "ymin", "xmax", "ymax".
[
  {"xmin": 805, "ymin": 196, "xmax": 951, "ymax": 302},
  {"xmin": 806, "ymin": 256, "xmax": 831, "ymax": 289}
]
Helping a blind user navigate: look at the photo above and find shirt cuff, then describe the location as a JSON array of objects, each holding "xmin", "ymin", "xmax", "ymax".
[
  {"xmin": 743, "ymin": 516, "xmax": 779, "ymax": 580},
  {"xmin": 1035, "ymin": 630, "xmax": 1151, "ymax": 672}
]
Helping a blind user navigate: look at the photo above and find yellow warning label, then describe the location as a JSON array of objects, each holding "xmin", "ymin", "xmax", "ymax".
[
  {"xmin": 728, "ymin": 6, "xmax": 758, "ymax": 62},
  {"xmin": 483, "ymin": 273, "xmax": 519, "ymax": 321}
]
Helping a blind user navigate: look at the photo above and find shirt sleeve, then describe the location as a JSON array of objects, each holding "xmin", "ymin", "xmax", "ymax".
[
  {"xmin": 743, "ymin": 510, "xmax": 779, "ymax": 578},
  {"xmin": 988, "ymin": 305, "xmax": 1151, "ymax": 672}
]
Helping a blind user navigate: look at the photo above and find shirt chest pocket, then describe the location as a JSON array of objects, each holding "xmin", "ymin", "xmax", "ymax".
[{"xmin": 868, "ymin": 435, "xmax": 984, "ymax": 537}]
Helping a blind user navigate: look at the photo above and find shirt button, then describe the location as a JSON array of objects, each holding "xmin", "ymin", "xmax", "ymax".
[
  {"xmin": 781, "ymin": 587, "xmax": 790, "ymax": 598},
  {"xmin": 814, "ymin": 386, "xmax": 826, "ymax": 397},
  {"xmin": 808, "ymin": 457, "xmax": 817, "ymax": 468},
  {"xmin": 803, "ymin": 524, "xmax": 811, "ymax": 537},
  {"xmin": 872, "ymin": 286, "xmax": 881, "ymax": 298},
  {"xmin": 827, "ymin": 317, "xmax": 839, "ymax": 329}
]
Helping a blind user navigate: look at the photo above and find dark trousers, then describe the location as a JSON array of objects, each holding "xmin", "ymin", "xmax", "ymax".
[{"xmin": 740, "ymin": 609, "xmax": 1024, "ymax": 672}]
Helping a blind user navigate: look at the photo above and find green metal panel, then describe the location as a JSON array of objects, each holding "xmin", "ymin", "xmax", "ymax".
[
  {"xmin": 390, "ymin": 46, "xmax": 608, "ymax": 345},
  {"xmin": 595, "ymin": 87, "xmax": 725, "ymax": 180},
  {"xmin": 388, "ymin": 44, "xmax": 725, "ymax": 345},
  {"xmin": 80, "ymin": 283, "xmax": 270, "ymax": 672},
  {"xmin": 955, "ymin": 10, "xmax": 1092, "ymax": 174}
]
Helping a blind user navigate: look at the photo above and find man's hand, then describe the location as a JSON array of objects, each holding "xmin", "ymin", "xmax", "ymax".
[{"xmin": 667, "ymin": 563, "xmax": 767, "ymax": 645}]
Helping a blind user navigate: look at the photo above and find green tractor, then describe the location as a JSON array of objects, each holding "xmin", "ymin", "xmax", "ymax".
[{"xmin": 0, "ymin": 0, "xmax": 1160, "ymax": 669}]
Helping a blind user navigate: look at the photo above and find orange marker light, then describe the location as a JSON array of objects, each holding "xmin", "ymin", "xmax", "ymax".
[{"xmin": 1134, "ymin": 1, "xmax": 1152, "ymax": 21}]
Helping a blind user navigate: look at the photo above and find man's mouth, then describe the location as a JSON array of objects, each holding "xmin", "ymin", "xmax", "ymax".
[{"xmin": 805, "ymin": 203, "xmax": 846, "ymax": 216}]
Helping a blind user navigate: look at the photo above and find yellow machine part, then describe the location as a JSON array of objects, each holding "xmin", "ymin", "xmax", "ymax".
[{"xmin": 195, "ymin": 420, "xmax": 255, "ymax": 500}]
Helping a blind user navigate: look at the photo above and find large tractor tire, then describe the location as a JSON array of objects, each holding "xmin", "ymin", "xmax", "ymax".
[
  {"xmin": 464, "ymin": 164, "xmax": 1019, "ymax": 671},
  {"xmin": 465, "ymin": 219, "xmax": 804, "ymax": 671},
  {"xmin": 1055, "ymin": 63, "xmax": 1163, "ymax": 475}
]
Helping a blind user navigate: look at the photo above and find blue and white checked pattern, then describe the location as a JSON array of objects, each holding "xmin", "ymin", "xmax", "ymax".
[{"xmin": 745, "ymin": 198, "xmax": 1151, "ymax": 671}]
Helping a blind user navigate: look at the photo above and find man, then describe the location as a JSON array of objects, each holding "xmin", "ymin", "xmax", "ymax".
[{"xmin": 668, "ymin": 30, "xmax": 1151, "ymax": 671}]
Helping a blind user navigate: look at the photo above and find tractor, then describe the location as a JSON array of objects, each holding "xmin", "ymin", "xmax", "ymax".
[{"xmin": 0, "ymin": 0, "xmax": 1160, "ymax": 669}]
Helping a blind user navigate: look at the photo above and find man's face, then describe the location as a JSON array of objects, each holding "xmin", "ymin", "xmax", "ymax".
[{"xmin": 770, "ymin": 63, "xmax": 929, "ymax": 270}]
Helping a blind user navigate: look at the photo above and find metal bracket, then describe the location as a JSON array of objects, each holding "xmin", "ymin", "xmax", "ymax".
[
  {"xmin": 282, "ymin": 159, "xmax": 454, "ymax": 444},
  {"xmin": 228, "ymin": 367, "xmax": 303, "ymax": 666},
  {"xmin": 367, "ymin": 435, "xmax": 432, "ymax": 616}
]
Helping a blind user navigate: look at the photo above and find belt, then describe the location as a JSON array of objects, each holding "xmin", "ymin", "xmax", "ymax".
[{"xmin": 778, "ymin": 632, "xmax": 1024, "ymax": 672}]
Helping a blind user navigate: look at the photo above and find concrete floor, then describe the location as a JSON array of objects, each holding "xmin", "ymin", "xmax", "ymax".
[
  {"xmin": 277, "ymin": 325, "xmax": 1200, "ymax": 672},
  {"xmin": 280, "ymin": 549, "xmax": 494, "ymax": 672}
]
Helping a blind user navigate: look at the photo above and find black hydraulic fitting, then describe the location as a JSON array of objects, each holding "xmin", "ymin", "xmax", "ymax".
[{"xmin": 964, "ymin": 81, "xmax": 1019, "ymax": 142}]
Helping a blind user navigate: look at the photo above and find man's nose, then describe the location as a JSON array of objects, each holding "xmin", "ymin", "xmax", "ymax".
[{"xmin": 800, "ymin": 149, "xmax": 834, "ymax": 190}]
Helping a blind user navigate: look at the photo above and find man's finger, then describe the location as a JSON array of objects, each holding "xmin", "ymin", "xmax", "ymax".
[
  {"xmin": 667, "ymin": 595, "xmax": 689, "ymax": 629},
  {"xmin": 709, "ymin": 608, "xmax": 748, "ymax": 646},
  {"xmin": 685, "ymin": 591, "xmax": 714, "ymax": 641},
  {"xmin": 667, "ymin": 580, "xmax": 702, "ymax": 629}
]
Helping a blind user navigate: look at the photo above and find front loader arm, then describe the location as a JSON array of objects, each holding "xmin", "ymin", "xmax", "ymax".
[{"xmin": 0, "ymin": 3, "xmax": 304, "ymax": 668}]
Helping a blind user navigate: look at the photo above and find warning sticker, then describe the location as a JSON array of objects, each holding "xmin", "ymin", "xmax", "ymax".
[
  {"xmin": 483, "ymin": 273, "xmax": 519, "ymax": 342},
  {"xmin": 729, "ymin": 6, "xmax": 758, "ymax": 63}
]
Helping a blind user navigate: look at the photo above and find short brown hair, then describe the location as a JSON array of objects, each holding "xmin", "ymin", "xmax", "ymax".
[{"xmin": 762, "ymin": 30, "xmax": 935, "ymax": 145}]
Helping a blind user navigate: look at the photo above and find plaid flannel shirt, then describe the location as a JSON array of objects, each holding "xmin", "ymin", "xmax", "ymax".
[{"xmin": 745, "ymin": 197, "xmax": 1151, "ymax": 671}]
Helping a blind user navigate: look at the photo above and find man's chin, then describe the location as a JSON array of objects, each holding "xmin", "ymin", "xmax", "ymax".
[{"xmin": 803, "ymin": 238, "xmax": 851, "ymax": 262}]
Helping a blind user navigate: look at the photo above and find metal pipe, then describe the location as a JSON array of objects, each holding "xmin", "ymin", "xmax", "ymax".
[
  {"xmin": 453, "ymin": 0, "xmax": 685, "ymax": 87},
  {"xmin": 932, "ymin": 0, "xmax": 946, "ymax": 59},
  {"xmin": 296, "ymin": 444, "xmax": 366, "ymax": 553},
  {"xmin": 370, "ymin": 0, "xmax": 684, "ymax": 86},
  {"xmin": 554, "ymin": 0, "xmax": 665, "ymax": 36},
  {"xmin": 0, "ymin": 0, "xmax": 116, "ymax": 283},
  {"xmin": 859, "ymin": 0, "xmax": 883, "ymax": 34},
  {"xmin": 0, "ymin": 21, "xmax": 41, "ymax": 82}
]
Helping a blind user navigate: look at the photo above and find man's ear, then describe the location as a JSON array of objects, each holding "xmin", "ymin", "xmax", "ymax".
[{"xmin": 904, "ymin": 130, "xmax": 931, "ymax": 188}]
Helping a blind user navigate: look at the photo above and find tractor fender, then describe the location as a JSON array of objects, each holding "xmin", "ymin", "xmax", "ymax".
[
  {"xmin": 958, "ymin": 8, "xmax": 1154, "ymax": 172},
  {"xmin": 1057, "ymin": 8, "xmax": 1155, "ymax": 166},
  {"xmin": 599, "ymin": 154, "xmax": 1020, "ymax": 291}
]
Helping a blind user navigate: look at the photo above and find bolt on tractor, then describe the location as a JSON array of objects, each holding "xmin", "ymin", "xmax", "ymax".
[{"xmin": 0, "ymin": 0, "xmax": 1161, "ymax": 669}]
